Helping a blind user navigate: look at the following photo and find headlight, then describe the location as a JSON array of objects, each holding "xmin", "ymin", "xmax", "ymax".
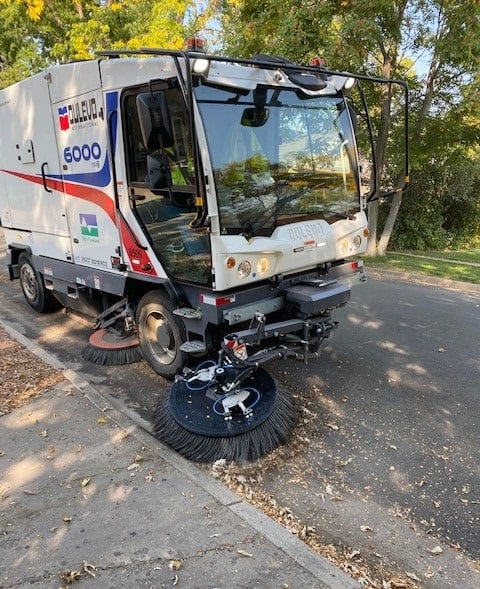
[
  {"xmin": 339, "ymin": 239, "xmax": 349, "ymax": 254},
  {"xmin": 256, "ymin": 257, "xmax": 270, "ymax": 276},
  {"xmin": 352, "ymin": 235, "xmax": 362, "ymax": 249},
  {"xmin": 237, "ymin": 260, "xmax": 251, "ymax": 279}
]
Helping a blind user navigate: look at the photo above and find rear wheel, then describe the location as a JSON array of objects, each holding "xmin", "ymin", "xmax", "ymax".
[
  {"xmin": 18, "ymin": 253, "xmax": 60, "ymax": 313},
  {"xmin": 136, "ymin": 291, "xmax": 188, "ymax": 379}
]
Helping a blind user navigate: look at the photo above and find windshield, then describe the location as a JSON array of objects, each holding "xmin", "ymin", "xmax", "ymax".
[{"xmin": 195, "ymin": 83, "xmax": 360, "ymax": 236}]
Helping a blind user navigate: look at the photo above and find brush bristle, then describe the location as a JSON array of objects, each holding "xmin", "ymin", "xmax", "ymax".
[
  {"xmin": 153, "ymin": 387, "xmax": 296, "ymax": 463},
  {"xmin": 81, "ymin": 343, "xmax": 143, "ymax": 366}
]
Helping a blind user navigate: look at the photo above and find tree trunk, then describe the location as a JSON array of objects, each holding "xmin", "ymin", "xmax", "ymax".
[
  {"xmin": 377, "ymin": 190, "xmax": 402, "ymax": 255},
  {"xmin": 366, "ymin": 200, "xmax": 379, "ymax": 255},
  {"xmin": 366, "ymin": 55, "xmax": 392, "ymax": 255}
]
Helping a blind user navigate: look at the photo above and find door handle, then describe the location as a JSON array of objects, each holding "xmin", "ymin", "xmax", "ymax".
[{"xmin": 41, "ymin": 162, "xmax": 52, "ymax": 193}]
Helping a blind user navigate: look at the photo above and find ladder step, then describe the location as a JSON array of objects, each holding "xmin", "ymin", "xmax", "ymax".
[
  {"xmin": 174, "ymin": 307, "xmax": 202, "ymax": 320},
  {"xmin": 180, "ymin": 340, "xmax": 207, "ymax": 354}
]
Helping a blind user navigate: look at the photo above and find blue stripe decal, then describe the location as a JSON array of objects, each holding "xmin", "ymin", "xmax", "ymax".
[
  {"xmin": 46, "ymin": 91, "xmax": 119, "ymax": 188},
  {"xmin": 46, "ymin": 156, "xmax": 111, "ymax": 187},
  {"xmin": 106, "ymin": 91, "xmax": 119, "ymax": 156}
]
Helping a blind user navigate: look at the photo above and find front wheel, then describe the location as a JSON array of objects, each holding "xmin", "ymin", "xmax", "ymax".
[
  {"xmin": 136, "ymin": 291, "xmax": 188, "ymax": 380},
  {"xmin": 18, "ymin": 253, "xmax": 60, "ymax": 313}
]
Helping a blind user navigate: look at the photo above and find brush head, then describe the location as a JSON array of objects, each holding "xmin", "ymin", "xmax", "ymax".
[
  {"xmin": 81, "ymin": 328, "xmax": 143, "ymax": 366},
  {"xmin": 153, "ymin": 368, "xmax": 296, "ymax": 462}
]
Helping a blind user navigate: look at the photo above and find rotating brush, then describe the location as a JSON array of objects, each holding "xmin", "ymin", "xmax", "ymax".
[
  {"xmin": 153, "ymin": 365, "xmax": 296, "ymax": 463},
  {"xmin": 81, "ymin": 328, "xmax": 144, "ymax": 366}
]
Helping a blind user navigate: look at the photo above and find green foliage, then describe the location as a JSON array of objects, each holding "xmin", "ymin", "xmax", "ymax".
[
  {"xmin": 390, "ymin": 154, "xmax": 480, "ymax": 250},
  {"xmin": 388, "ymin": 168, "xmax": 452, "ymax": 250},
  {"xmin": 0, "ymin": 0, "xmax": 213, "ymax": 86}
]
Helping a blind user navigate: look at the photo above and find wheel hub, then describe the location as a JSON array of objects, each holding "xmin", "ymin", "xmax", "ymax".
[
  {"xmin": 21, "ymin": 266, "xmax": 37, "ymax": 300},
  {"xmin": 167, "ymin": 367, "xmax": 277, "ymax": 437}
]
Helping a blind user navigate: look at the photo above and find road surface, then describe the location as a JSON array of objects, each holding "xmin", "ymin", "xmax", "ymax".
[{"xmin": 1, "ymin": 240, "xmax": 479, "ymax": 586}]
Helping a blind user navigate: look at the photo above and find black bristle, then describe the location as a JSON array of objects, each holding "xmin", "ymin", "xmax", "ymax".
[
  {"xmin": 81, "ymin": 343, "xmax": 143, "ymax": 366},
  {"xmin": 153, "ymin": 387, "xmax": 296, "ymax": 463}
]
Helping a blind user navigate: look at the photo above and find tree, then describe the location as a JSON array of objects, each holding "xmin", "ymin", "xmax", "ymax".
[
  {"xmin": 0, "ymin": 0, "xmax": 217, "ymax": 86},
  {"xmin": 218, "ymin": 0, "xmax": 480, "ymax": 254}
]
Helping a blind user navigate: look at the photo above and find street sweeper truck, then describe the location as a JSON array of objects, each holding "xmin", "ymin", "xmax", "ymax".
[{"xmin": 0, "ymin": 40, "xmax": 408, "ymax": 462}]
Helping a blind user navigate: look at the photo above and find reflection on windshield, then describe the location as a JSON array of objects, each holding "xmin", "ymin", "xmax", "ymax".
[{"xmin": 195, "ymin": 84, "xmax": 360, "ymax": 236}]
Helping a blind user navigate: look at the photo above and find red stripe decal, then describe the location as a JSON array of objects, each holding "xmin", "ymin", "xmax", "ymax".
[
  {"xmin": 1, "ymin": 168, "xmax": 157, "ymax": 276},
  {"xmin": 1, "ymin": 169, "xmax": 116, "ymax": 223}
]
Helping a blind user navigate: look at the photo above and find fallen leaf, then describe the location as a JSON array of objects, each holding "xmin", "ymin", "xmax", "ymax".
[
  {"xmin": 60, "ymin": 569, "xmax": 81, "ymax": 584},
  {"xmin": 237, "ymin": 549, "xmax": 253, "ymax": 557},
  {"xmin": 406, "ymin": 571, "xmax": 421, "ymax": 581},
  {"xmin": 326, "ymin": 423, "xmax": 339, "ymax": 431},
  {"xmin": 346, "ymin": 549, "xmax": 361, "ymax": 560},
  {"xmin": 438, "ymin": 347, "xmax": 446, "ymax": 353},
  {"xmin": 168, "ymin": 559, "xmax": 182, "ymax": 571},
  {"xmin": 97, "ymin": 416, "xmax": 107, "ymax": 424},
  {"xmin": 83, "ymin": 560, "xmax": 96, "ymax": 577},
  {"xmin": 23, "ymin": 489, "xmax": 38, "ymax": 495},
  {"xmin": 360, "ymin": 525, "xmax": 373, "ymax": 533},
  {"xmin": 428, "ymin": 546, "xmax": 443, "ymax": 555},
  {"xmin": 81, "ymin": 478, "xmax": 91, "ymax": 488},
  {"xmin": 389, "ymin": 578, "xmax": 408, "ymax": 588},
  {"xmin": 425, "ymin": 571, "xmax": 435, "ymax": 578},
  {"xmin": 40, "ymin": 429, "xmax": 48, "ymax": 437},
  {"xmin": 62, "ymin": 516, "xmax": 72, "ymax": 523}
]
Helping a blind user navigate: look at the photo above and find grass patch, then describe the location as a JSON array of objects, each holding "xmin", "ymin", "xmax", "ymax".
[
  {"xmin": 402, "ymin": 249, "xmax": 480, "ymax": 264},
  {"xmin": 363, "ymin": 253, "xmax": 480, "ymax": 284}
]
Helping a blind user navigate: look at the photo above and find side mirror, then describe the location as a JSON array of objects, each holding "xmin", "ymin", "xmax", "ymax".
[
  {"xmin": 136, "ymin": 92, "xmax": 174, "ymax": 150},
  {"xmin": 146, "ymin": 153, "xmax": 171, "ymax": 189},
  {"xmin": 241, "ymin": 107, "xmax": 269, "ymax": 127}
]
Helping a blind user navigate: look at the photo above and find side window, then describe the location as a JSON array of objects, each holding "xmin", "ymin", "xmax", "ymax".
[
  {"xmin": 123, "ymin": 86, "xmax": 193, "ymax": 188},
  {"xmin": 124, "ymin": 94, "xmax": 149, "ymax": 184},
  {"xmin": 165, "ymin": 94, "xmax": 194, "ymax": 187}
]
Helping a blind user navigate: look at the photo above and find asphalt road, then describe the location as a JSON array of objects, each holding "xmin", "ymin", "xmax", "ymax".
[{"xmin": 1, "ymin": 243, "xmax": 479, "ymax": 586}]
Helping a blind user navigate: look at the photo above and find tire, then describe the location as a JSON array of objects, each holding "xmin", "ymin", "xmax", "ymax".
[
  {"xmin": 18, "ymin": 253, "xmax": 61, "ymax": 313},
  {"xmin": 136, "ymin": 290, "xmax": 188, "ymax": 379}
]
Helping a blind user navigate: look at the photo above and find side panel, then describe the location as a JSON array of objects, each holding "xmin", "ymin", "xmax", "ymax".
[
  {"xmin": 0, "ymin": 73, "xmax": 70, "ymax": 251},
  {"xmin": 48, "ymin": 62, "xmax": 160, "ymax": 280},
  {"xmin": 49, "ymin": 62, "xmax": 124, "ymax": 273}
]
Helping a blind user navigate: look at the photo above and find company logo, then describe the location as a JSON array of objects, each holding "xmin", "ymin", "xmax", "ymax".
[
  {"xmin": 287, "ymin": 222, "xmax": 325, "ymax": 243},
  {"xmin": 58, "ymin": 97, "xmax": 99, "ymax": 131},
  {"xmin": 58, "ymin": 106, "xmax": 70, "ymax": 131},
  {"xmin": 80, "ymin": 213, "xmax": 99, "ymax": 238}
]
